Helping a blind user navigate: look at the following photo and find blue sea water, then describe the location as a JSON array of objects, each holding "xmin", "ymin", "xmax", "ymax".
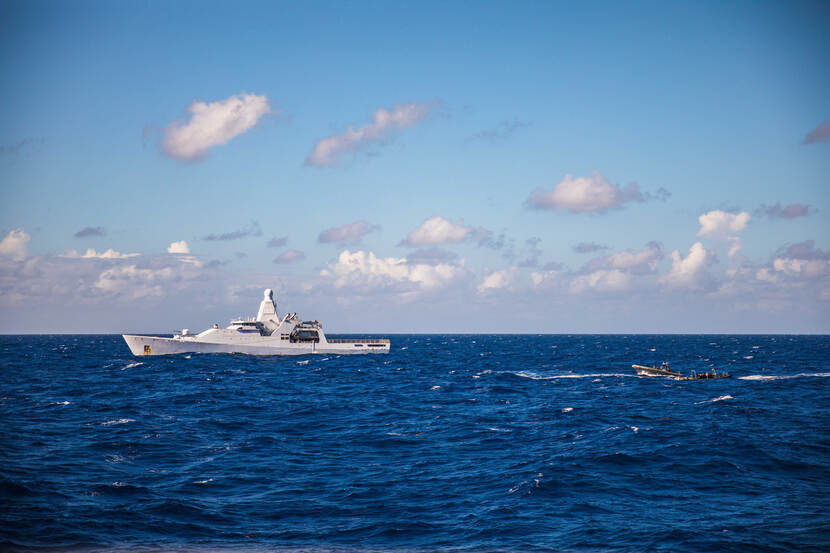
[{"xmin": 1, "ymin": 334, "xmax": 829, "ymax": 553}]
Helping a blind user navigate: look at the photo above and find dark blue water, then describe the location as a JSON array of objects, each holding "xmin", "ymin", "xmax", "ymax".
[{"xmin": 1, "ymin": 335, "xmax": 829, "ymax": 552}]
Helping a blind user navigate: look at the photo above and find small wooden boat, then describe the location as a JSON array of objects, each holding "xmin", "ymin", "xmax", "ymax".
[
  {"xmin": 633, "ymin": 362, "xmax": 731, "ymax": 380},
  {"xmin": 632, "ymin": 362, "xmax": 682, "ymax": 378}
]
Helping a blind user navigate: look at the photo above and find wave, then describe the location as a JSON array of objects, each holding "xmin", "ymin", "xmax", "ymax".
[
  {"xmin": 100, "ymin": 418, "xmax": 135, "ymax": 425},
  {"xmin": 739, "ymin": 372, "xmax": 830, "ymax": 381},
  {"xmin": 511, "ymin": 370, "xmax": 636, "ymax": 380},
  {"xmin": 695, "ymin": 395, "xmax": 733, "ymax": 404}
]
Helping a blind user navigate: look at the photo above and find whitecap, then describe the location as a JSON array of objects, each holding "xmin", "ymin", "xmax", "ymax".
[
  {"xmin": 296, "ymin": 360, "xmax": 309, "ymax": 365},
  {"xmin": 561, "ymin": 407, "xmax": 573, "ymax": 413},
  {"xmin": 430, "ymin": 385, "xmax": 441, "ymax": 390},
  {"xmin": 743, "ymin": 355, "xmax": 754, "ymax": 359},
  {"xmin": 123, "ymin": 362, "xmax": 143, "ymax": 369},
  {"xmin": 630, "ymin": 426, "xmax": 639, "ymax": 433},
  {"xmin": 695, "ymin": 395, "xmax": 733, "ymax": 404},
  {"xmin": 740, "ymin": 372, "xmax": 830, "ymax": 381},
  {"xmin": 100, "ymin": 418, "xmax": 135, "ymax": 425},
  {"xmin": 49, "ymin": 401, "xmax": 70, "ymax": 406},
  {"xmin": 194, "ymin": 478, "xmax": 213, "ymax": 484}
]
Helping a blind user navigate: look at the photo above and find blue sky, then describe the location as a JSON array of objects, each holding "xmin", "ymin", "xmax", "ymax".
[{"xmin": 1, "ymin": 0, "xmax": 829, "ymax": 333}]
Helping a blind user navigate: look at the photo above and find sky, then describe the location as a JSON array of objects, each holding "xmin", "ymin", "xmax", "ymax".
[{"xmin": 1, "ymin": 0, "xmax": 829, "ymax": 333}]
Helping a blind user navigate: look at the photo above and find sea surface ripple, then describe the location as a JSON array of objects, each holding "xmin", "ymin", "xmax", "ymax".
[{"xmin": 1, "ymin": 334, "xmax": 829, "ymax": 552}]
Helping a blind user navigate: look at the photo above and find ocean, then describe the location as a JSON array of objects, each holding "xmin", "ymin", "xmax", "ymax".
[{"xmin": 1, "ymin": 334, "xmax": 828, "ymax": 552}]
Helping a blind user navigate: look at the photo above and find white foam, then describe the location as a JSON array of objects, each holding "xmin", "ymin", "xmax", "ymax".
[
  {"xmin": 561, "ymin": 407, "xmax": 573, "ymax": 413},
  {"xmin": 49, "ymin": 401, "xmax": 70, "ymax": 406},
  {"xmin": 696, "ymin": 395, "xmax": 733, "ymax": 404},
  {"xmin": 430, "ymin": 385, "xmax": 441, "ymax": 390},
  {"xmin": 630, "ymin": 426, "xmax": 639, "ymax": 433},
  {"xmin": 296, "ymin": 360, "xmax": 309, "ymax": 365},
  {"xmin": 101, "ymin": 418, "xmax": 135, "ymax": 425},
  {"xmin": 739, "ymin": 372, "xmax": 830, "ymax": 381},
  {"xmin": 513, "ymin": 371, "xmax": 634, "ymax": 380},
  {"xmin": 124, "ymin": 362, "xmax": 143, "ymax": 369},
  {"xmin": 194, "ymin": 478, "xmax": 213, "ymax": 484},
  {"xmin": 743, "ymin": 355, "xmax": 754, "ymax": 359}
]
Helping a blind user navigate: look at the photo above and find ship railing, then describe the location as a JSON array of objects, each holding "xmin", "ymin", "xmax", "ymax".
[{"xmin": 326, "ymin": 338, "xmax": 391, "ymax": 344}]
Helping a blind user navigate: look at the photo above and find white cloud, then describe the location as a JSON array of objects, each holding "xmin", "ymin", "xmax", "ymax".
[
  {"xmin": 0, "ymin": 228, "xmax": 30, "ymax": 261},
  {"xmin": 697, "ymin": 210, "xmax": 750, "ymax": 238},
  {"xmin": 306, "ymin": 101, "xmax": 436, "ymax": 167},
  {"xmin": 605, "ymin": 242, "xmax": 664, "ymax": 274},
  {"xmin": 530, "ymin": 269, "xmax": 559, "ymax": 290},
  {"xmin": 94, "ymin": 265, "xmax": 175, "ymax": 298},
  {"xmin": 163, "ymin": 93, "xmax": 272, "ymax": 160},
  {"xmin": 61, "ymin": 248, "xmax": 140, "ymax": 259},
  {"xmin": 400, "ymin": 216, "xmax": 493, "ymax": 247},
  {"xmin": 570, "ymin": 269, "xmax": 631, "ymax": 294},
  {"xmin": 659, "ymin": 242, "xmax": 716, "ymax": 290},
  {"xmin": 167, "ymin": 240, "xmax": 190, "ymax": 254},
  {"xmin": 321, "ymin": 250, "xmax": 465, "ymax": 292},
  {"xmin": 527, "ymin": 171, "xmax": 664, "ymax": 214},
  {"xmin": 402, "ymin": 216, "xmax": 470, "ymax": 246},
  {"xmin": 318, "ymin": 221, "xmax": 379, "ymax": 245},
  {"xmin": 477, "ymin": 267, "xmax": 517, "ymax": 294}
]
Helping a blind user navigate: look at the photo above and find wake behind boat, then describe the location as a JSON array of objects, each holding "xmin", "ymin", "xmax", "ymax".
[{"xmin": 123, "ymin": 289, "xmax": 390, "ymax": 356}]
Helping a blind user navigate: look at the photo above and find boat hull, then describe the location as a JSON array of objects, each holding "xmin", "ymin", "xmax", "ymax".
[{"xmin": 122, "ymin": 334, "xmax": 390, "ymax": 356}]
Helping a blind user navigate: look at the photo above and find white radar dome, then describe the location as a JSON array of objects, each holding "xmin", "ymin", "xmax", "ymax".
[{"xmin": 264, "ymin": 288, "xmax": 274, "ymax": 300}]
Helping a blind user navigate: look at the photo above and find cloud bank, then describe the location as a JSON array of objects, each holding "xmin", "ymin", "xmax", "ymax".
[
  {"xmin": 306, "ymin": 101, "xmax": 436, "ymax": 167},
  {"xmin": 163, "ymin": 93, "xmax": 272, "ymax": 160}
]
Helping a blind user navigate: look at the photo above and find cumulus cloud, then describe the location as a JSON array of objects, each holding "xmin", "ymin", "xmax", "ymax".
[
  {"xmin": 267, "ymin": 236, "xmax": 288, "ymax": 248},
  {"xmin": 0, "ymin": 228, "xmax": 30, "ymax": 261},
  {"xmin": 167, "ymin": 240, "xmax": 190, "ymax": 254},
  {"xmin": 697, "ymin": 210, "xmax": 750, "ymax": 258},
  {"xmin": 698, "ymin": 210, "xmax": 750, "ymax": 237},
  {"xmin": 580, "ymin": 242, "xmax": 664, "ymax": 276},
  {"xmin": 400, "ymin": 216, "xmax": 493, "ymax": 247},
  {"xmin": 756, "ymin": 240, "xmax": 830, "ymax": 284},
  {"xmin": 755, "ymin": 203, "xmax": 813, "ymax": 219},
  {"xmin": 659, "ymin": 242, "xmax": 716, "ymax": 290},
  {"xmin": 61, "ymin": 248, "xmax": 139, "ymax": 259},
  {"xmin": 162, "ymin": 93, "xmax": 272, "ymax": 160},
  {"xmin": 321, "ymin": 250, "xmax": 466, "ymax": 292},
  {"xmin": 570, "ymin": 269, "xmax": 632, "ymax": 294},
  {"xmin": 318, "ymin": 221, "xmax": 380, "ymax": 245},
  {"xmin": 273, "ymin": 250, "xmax": 305, "ymax": 264},
  {"xmin": 477, "ymin": 267, "xmax": 517, "ymax": 294},
  {"xmin": 306, "ymin": 101, "xmax": 437, "ymax": 167},
  {"xmin": 527, "ymin": 171, "xmax": 669, "ymax": 214},
  {"xmin": 573, "ymin": 242, "xmax": 610, "ymax": 254},
  {"xmin": 530, "ymin": 269, "xmax": 559, "ymax": 290},
  {"xmin": 204, "ymin": 221, "xmax": 262, "ymax": 241},
  {"xmin": 74, "ymin": 226, "xmax": 106, "ymax": 238},
  {"xmin": 95, "ymin": 265, "xmax": 175, "ymax": 298},
  {"xmin": 803, "ymin": 120, "xmax": 830, "ymax": 144}
]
